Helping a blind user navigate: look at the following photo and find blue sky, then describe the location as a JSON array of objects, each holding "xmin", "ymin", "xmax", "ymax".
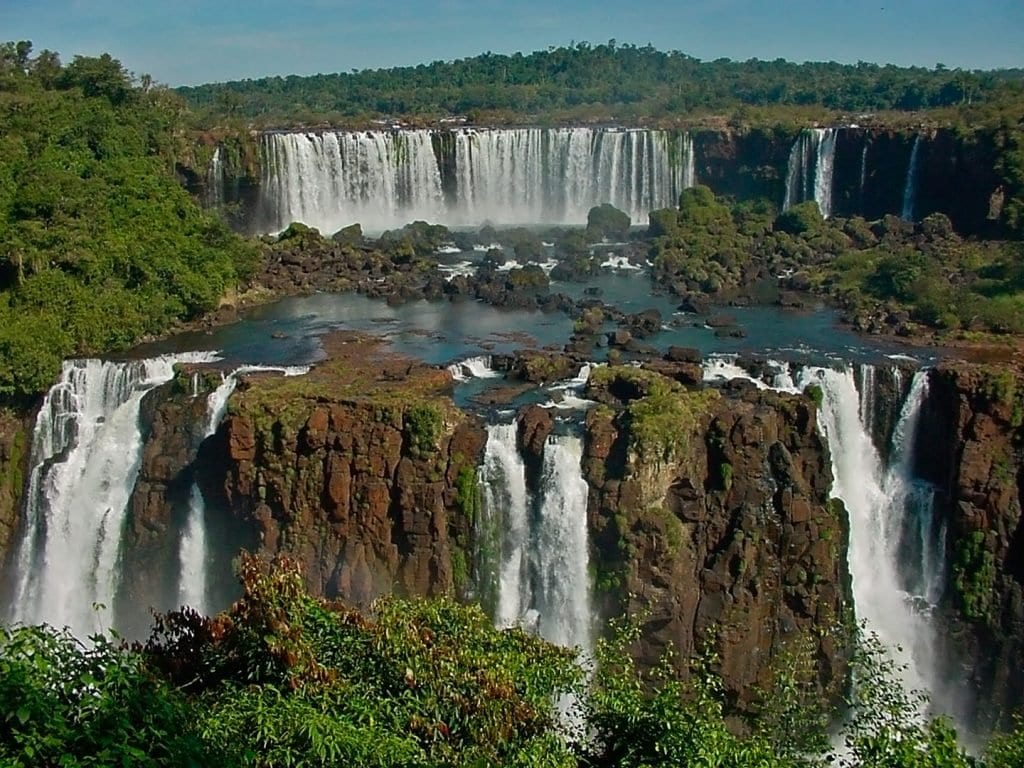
[{"xmin": 2, "ymin": 0, "xmax": 1021, "ymax": 86}]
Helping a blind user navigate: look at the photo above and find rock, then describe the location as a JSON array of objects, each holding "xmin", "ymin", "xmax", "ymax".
[
  {"xmin": 666, "ymin": 346, "xmax": 701, "ymax": 364},
  {"xmin": 625, "ymin": 308, "xmax": 663, "ymax": 338},
  {"xmin": 583, "ymin": 370, "xmax": 850, "ymax": 718},
  {"xmin": 706, "ymin": 313, "xmax": 737, "ymax": 328},
  {"xmin": 677, "ymin": 293, "xmax": 711, "ymax": 315}
]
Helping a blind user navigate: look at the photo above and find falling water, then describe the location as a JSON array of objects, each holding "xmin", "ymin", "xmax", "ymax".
[
  {"xmin": 704, "ymin": 357, "xmax": 945, "ymax": 711},
  {"xmin": 257, "ymin": 128, "xmax": 689, "ymax": 233},
  {"xmin": 902, "ymin": 135, "xmax": 922, "ymax": 222},
  {"xmin": 480, "ymin": 423, "xmax": 531, "ymax": 627},
  {"xmin": 858, "ymin": 363, "xmax": 876, "ymax": 436},
  {"xmin": 177, "ymin": 364, "xmax": 310, "ymax": 614},
  {"xmin": 883, "ymin": 372, "xmax": 945, "ymax": 603},
  {"xmin": 207, "ymin": 146, "xmax": 224, "ymax": 207},
  {"xmin": 682, "ymin": 132, "xmax": 697, "ymax": 190},
  {"xmin": 531, "ymin": 435, "xmax": 592, "ymax": 649},
  {"xmin": 447, "ymin": 356, "xmax": 500, "ymax": 382},
  {"xmin": 813, "ymin": 128, "xmax": 838, "ymax": 218},
  {"xmin": 783, "ymin": 128, "xmax": 837, "ymax": 216},
  {"xmin": 9, "ymin": 353, "xmax": 218, "ymax": 635},
  {"xmin": 795, "ymin": 366, "xmax": 934, "ymax": 697},
  {"xmin": 177, "ymin": 374, "xmax": 238, "ymax": 612},
  {"xmin": 859, "ymin": 140, "xmax": 869, "ymax": 207},
  {"xmin": 479, "ymin": 423, "xmax": 592, "ymax": 652}
]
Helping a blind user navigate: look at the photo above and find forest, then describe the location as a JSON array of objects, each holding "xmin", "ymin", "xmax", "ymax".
[
  {"xmin": 0, "ymin": 42, "xmax": 258, "ymax": 404},
  {"xmin": 178, "ymin": 40, "xmax": 1024, "ymax": 128},
  {"xmin": 3, "ymin": 554, "xmax": 1024, "ymax": 768}
]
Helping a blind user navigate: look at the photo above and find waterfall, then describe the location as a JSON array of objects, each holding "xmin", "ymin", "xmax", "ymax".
[
  {"xmin": 9, "ymin": 352, "xmax": 218, "ymax": 635},
  {"xmin": 479, "ymin": 423, "xmax": 592, "ymax": 651},
  {"xmin": 177, "ymin": 374, "xmax": 238, "ymax": 613},
  {"xmin": 207, "ymin": 146, "xmax": 224, "ymax": 207},
  {"xmin": 177, "ymin": 364, "xmax": 310, "ymax": 614},
  {"xmin": 796, "ymin": 367, "xmax": 933, "ymax": 697},
  {"xmin": 813, "ymin": 128, "xmax": 838, "ymax": 218},
  {"xmin": 858, "ymin": 363, "xmax": 876, "ymax": 436},
  {"xmin": 859, "ymin": 140, "xmax": 869, "ymax": 208},
  {"xmin": 902, "ymin": 135, "xmax": 922, "ymax": 221},
  {"xmin": 884, "ymin": 372, "xmax": 945, "ymax": 604},
  {"xmin": 705, "ymin": 357, "xmax": 946, "ymax": 714},
  {"xmin": 783, "ymin": 128, "xmax": 837, "ymax": 216},
  {"xmin": 682, "ymin": 132, "xmax": 697, "ymax": 190},
  {"xmin": 257, "ymin": 128, "xmax": 688, "ymax": 234},
  {"xmin": 447, "ymin": 356, "xmax": 500, "ymax": 382}
]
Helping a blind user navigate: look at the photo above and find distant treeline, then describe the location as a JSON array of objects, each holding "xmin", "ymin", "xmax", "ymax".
[{"xmin": 177, "ymin": 41, "xmax": 1024, "ymax": 127}]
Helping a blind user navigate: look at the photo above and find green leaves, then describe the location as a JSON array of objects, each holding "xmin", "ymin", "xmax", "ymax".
[{"xmin": 0, "ymin": 45, "xmax": 259, "ymax": 404}]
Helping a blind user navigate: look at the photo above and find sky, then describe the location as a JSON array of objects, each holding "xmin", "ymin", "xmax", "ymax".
[{"xmin": 1, "ymin": 0, "xmax": 1022, "ymax": 87}]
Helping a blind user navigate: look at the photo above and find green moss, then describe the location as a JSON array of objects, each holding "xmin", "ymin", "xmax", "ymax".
[
  {"xmin": 0, "ymin": 424, "xmax": 26, "ymax": 506},
  {"xmin": 719, "ymin": 462, "xmax": 733, "ymax": 492},
  {"xmin": 455, "ymin": 466, "xmax": 480, "ymax": 525},
  {"xmin": 803, "ymin": 383, "xmax": 824, "ymax": 409},
  {"xmin": 647, "ymin": 506, "xmax": 684, "ymax": 557},
  {"xmin": 952, "ymin": 530, "xmax": 997, "ymax": 622},
  {"xmin": 451, "ymin": 543, "xmax": 469, "ymax": 593},
  {"xmin": 629, "ymin": 383, "xmax": 718, "ymax": 462},
  {"xmin": 405, "ymin": 403, "xmax": 442, "ymax": 456}
]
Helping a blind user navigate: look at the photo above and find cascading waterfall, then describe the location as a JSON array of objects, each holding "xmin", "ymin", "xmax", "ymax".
[
  {"xmin": 9, "ymin": 353, "xmax": 218, "ymax": 635},
  {"xmin": 177, "ymin": 364, "xmax": 310, "ymax": 614},
  {"xmin": 783, "ymin": 128, "xmax": 837, "ymax": 216},
  {"xmin": 447, "ymin": 356, "xmax": 500, "ymax": 382},
  {"xmin": 705, "ymin": 357, "xmax": 947, "ymax": 715},
  {"xmin": 796, "ymin": 366, "xmax": 934, "ymax": 697},
  {"xmin": 902, "ymin": 135, "xmax": 922, "ymax": 221},
  {"xmin": 884, "ymin": 372, "xmax": 945, "ymax": 604},
  {"xmin": 859, "ymin": 141, "xmax": 869, "ymax": 207},
  {"xmin": 813, "ymin": 128, "xmax": 838, "ymax": 218},
  {"xmin": 207, "ymin": 146, "xmax": 224, "ymax": 207},
  {"xmin": 256, "ymin": 128, "xmax": 692, "ymax": 233},
  {"xmin": 177, "ymin": 374, "xmax": 238, "ymax": 613},
  {"xmin": 478, "ymin": 423, "xmax": 592, "ymax": 652},
  {"xmin": 682, "ymin": 132, "xmax": 697, "ymax": 190}
]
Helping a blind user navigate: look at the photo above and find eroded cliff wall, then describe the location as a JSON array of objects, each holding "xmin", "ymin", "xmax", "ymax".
[{"xmin": 581, "ymin": 366, "xmax": 852, "ymax": 714}]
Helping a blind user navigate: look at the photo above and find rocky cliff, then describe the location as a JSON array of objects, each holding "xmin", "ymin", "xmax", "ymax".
[
  {"xmin": 918, "ymin": 361, "xmax": 1024, "ymax": 726},
  {"xmin": 578, "ymin": 366, "xmax": 852, "ymax": 716},
  {"xmin": 115, "ymin": 370, "xmax": 224, "ymax": 635},
  {"xmin": 195, "ymin": 334, "xmax": 485, "ymax": 605},
  {"xmin": 0, "ymin": 410, "xmax": 31, "ymax": 578}
]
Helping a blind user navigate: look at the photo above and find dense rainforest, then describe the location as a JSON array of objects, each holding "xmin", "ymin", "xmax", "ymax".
[
  {"xmin": 0, "ymin": 42, "xmax": 257, "ymax": 404},
  {"xmin": 178, "ymin": 40, "xmax": 1024, "ymax": 128},
  {"xmin": 3, "ymin": 554, "xmax": 1024, "ymax": 768}
]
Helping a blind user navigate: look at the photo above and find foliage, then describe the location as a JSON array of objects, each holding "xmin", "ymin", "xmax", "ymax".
[
  {"xmin": 405, "ymin": 402, "xmax": 443, "ymax": 456},
  {"xmin": 581, "ymin": 617, "xmax": 788, "ymax": 768},
  {"xmin": 585, "ymin": 203, "xmax": 631, "ymax": 242},
  {"xmin": 0, "ymin": 41, "xmax": 258, "ymax": 405},
  {"xmin": 176, "ymin": 41, "xmax": 1024, "ymax": 130},
  {"xmin": 143, "ymin": 554, "xmax": 583, "ymax": 767},
  {"xmin": 951, "ymin": 530, "xmax": 997, "ymax": 621},
  {"xmin": 836, "ymin": 631, "xmax": 974, "ymax": 768},
  {"xmin": 5, "ymin": 555, "xmax": 1024, "ymax": 765},
  {"xmin": 0, "ymin": 625, "xmax": 209, "ymax": 766},
  {"xmin": 775, "ymin": 201, "xmax": 824, "ymax": 235}
]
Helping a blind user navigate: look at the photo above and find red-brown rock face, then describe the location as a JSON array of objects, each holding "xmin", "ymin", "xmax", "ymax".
[
  {"xmin": 583, "ymin": 368, "xmax": 851, "ymax": 715},
  {"xmin": 0, "ymin": 409, "xmax": 31, "ymax": 577},
  {"xmin": 917, "ymin": 362, "xmax": 1024, "ymax": 726},
  {"xmin": 197, "ymin": 337, "xmax": 485, "ymax": 606}
]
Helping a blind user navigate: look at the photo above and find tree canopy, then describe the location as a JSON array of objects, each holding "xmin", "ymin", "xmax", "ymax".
[
  {"xmin": 177, "ymin": 41, "xmax": 1024, "ymax": 128},
  {"xmin": 0, "ymin": 41, "xmax": 258, "ymax": 404}
]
